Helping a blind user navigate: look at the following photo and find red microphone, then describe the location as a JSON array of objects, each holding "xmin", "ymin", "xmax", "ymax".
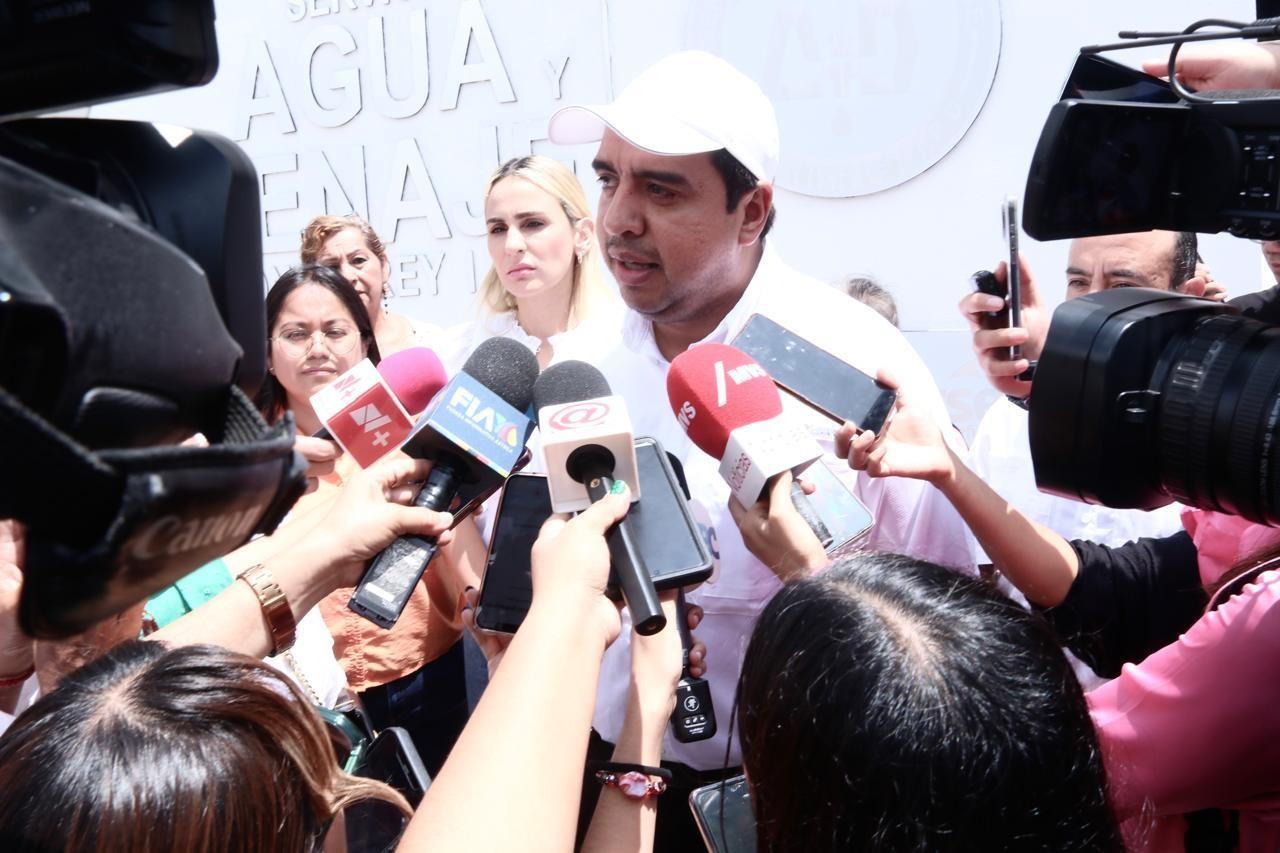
[
  {"xmin": 310, "ymin": 347, "xmax": 448, "ymax": 468},
  {"xmin": 666, "ymin": 343, "xmax": 822, "ymax": 506}
]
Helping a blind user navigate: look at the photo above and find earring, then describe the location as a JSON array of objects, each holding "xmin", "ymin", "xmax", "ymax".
[
  {"xmin": 382, "ymin": 282, "xmax": 390, "ymax": 309},
  {"xmin": 575, "ymin": 248, "xmax": 585, "ymax": 264}
]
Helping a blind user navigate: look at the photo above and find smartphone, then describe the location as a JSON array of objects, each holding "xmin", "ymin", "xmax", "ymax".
[
  {"xmin": 625, "ymin": 436, "xmax": 714, "ymax": 591},
  {"xmin": 343, "ymin": 727, "xmax": 431, "ymax": 853},
  {"xmin": 1003, "ymin": 197, "xmax": 1023, "ymax": 361},
  {"xmin": 730, "ymin": 314, "xmax": 897, "ymax": 434},
  {"xmin": 1060, "ymin": 52, "xmax": 1178, "ymax": 104},
  {"xmin": 475, "ymin": 473, "xmax": 552, "ymax": 635},
  {"xmin": 689, "ymin": 775, "xmax": 757, "ymax": 853},
  {"xmin": 797, "ymin": 459, "xmax": 873, "ymax": 555}
]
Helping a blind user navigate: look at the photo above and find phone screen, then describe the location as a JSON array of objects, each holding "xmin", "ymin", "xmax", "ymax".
[
  {"xmin": 689, "ymin": 775, "xmax": 757, "ymax": 853},
  {"xmin": 1060, "ymin": 53, "xmax": 1178, "ymax": 104},
  {"xmin": 1003, "ymin": 197, "xmax": 1023, "ymax": 361},
  {"xmin": 798, "ymin": 459, "xmax": 873, "ymax": 554},
  {"xmin": 475, "ymin": 473, "xmax": 551, "ymax": 635},
  {"xmin": 730, "ymin": 314, "xmax": 896, "ymax": 433}
]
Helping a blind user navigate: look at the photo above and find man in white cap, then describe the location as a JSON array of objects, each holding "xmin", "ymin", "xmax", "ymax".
[{"xmin": 550, "ymin": 51, "xmax": 975, "ymax": 847}]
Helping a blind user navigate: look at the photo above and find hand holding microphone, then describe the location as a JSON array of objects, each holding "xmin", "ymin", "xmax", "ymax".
[
  {"xmin": 666, "ymin": 343, "xmax": 832, "ymax": 548},
  {"xmin": 349, "ymin": 338, "xmax": 538, "ymax": 628},
  {"xmin": 728, "ymin": 471, "xmax": 829, "ymax": 582},
  {"xmin": 533, "ymin": 361, "xmax": 665, "ymax": 635}
]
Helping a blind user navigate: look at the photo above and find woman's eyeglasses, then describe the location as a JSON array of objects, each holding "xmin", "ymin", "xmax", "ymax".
[{"xmin": 272, "ymin": 326, "xmax": 360, "ymax": 358}]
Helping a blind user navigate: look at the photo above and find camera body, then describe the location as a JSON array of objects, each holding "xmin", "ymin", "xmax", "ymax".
[
  {"xmin": 1025, "ymin": 97, "xmax": 1280, "ymax": 242},
  {"xmin": 0, "ymin": 1, "xmax": 307, "ymax": 637},
  {"xmin": 1022, "ymin": 20, "xmax": 1280, "ymax": 525}
]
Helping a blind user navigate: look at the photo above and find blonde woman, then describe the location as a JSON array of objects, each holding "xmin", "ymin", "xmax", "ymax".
[
  {"xmin": 300, "ymin": 214, "xmax": 440, "ymax": 357},
  {"xmin": 441, "ymin": 155, "xmax": 620, "ymax": 373}
]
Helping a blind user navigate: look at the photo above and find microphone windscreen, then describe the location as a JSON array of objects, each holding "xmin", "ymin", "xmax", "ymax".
[
  {"xmin": 462, "ymin": 337, "xmax": 540, "ymax": 411},
  {"xmin": 533, "ymin": 360, "xmax": 612, "ymax": 412},
  {"xmin": 666, "ymin": 343, "xmax": 782, "ymax": 459},
  {"xmin": 377, "ymin": 347, "xmax": 448, "ymax": 415}
]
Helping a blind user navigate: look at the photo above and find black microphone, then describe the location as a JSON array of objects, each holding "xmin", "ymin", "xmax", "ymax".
[
  {"xmin": 533, "ymin": 361, "xmax": 665, "ymax": 635},
  {"xmin": 349, "ymin": 337, "xmax": 539, "ymax": 628}
]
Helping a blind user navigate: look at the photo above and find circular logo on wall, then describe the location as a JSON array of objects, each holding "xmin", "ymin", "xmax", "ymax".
[
  {"xmin": 682, "ymin": 0, "xmax": 1002, "ymax": 197},
  {"xmin": 550, "ymin": 400, "xmax": 611, "ymax": 430}
]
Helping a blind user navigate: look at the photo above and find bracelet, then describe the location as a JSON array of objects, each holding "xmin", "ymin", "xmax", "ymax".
[
  {"xmin": 589, "ymin": 761, "xmax": 672, "ymax": 801},
  {"xmin": 0, "ymin": 664, "xmax": 34, "ymax": 688},
  {"xmin": 238, "ymin": 564, "xmax": 296, "ymax": 656}
]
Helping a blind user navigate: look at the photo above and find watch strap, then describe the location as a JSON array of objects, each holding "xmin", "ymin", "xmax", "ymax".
[{"xmin": 238, "ymin": 563, "xmax": 296, "ymax": 656}]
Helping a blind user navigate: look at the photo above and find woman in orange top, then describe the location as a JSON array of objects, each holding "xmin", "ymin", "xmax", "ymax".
[{"xmin": 257, "ymin": 264, "xmax": 473, "ymax": 776}]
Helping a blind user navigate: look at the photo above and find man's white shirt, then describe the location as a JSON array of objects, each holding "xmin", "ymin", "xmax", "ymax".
[{"xmin": 594, "ymin": 247, "xmax": 976, "ymax": 769}]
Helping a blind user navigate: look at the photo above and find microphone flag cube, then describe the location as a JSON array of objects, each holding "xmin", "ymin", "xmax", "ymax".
[{"xmin": 310, "ymin": 359, "xmax": 415, "ymax": 468}]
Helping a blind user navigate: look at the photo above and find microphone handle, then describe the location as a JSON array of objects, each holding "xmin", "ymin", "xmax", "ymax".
[
  {"xmin": 788, "ymin": 478, "xmax": 834, "ymax": 550},
  {"xmin": 585, "ymin": 473, "xmax": 665, "ymax": 636},
  {"xmin": 348, "ymin": 454, "xmax": 461, "ymax": 628}
]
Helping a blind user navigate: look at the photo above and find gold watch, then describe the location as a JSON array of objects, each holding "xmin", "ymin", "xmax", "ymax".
[{"xmin": 238, "ymin": 564, "xmax": 296, "ymax": 656}]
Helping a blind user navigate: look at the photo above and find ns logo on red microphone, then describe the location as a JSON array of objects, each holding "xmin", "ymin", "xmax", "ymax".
[{"xmin": 549, "ymin": 401, "xmax": 611, "ymax": 430}]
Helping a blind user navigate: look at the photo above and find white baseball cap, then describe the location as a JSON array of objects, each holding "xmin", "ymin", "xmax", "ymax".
[{"xmin": 549, "ymin": 50, "xmax": 779, "ymax": 183}]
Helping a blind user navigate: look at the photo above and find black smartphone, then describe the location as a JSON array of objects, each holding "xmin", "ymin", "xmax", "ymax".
[
  {"xmin": 476, "ymin": 440, "xmax": 713, "ymax": 634},
  {"xmin": 624, "ymin": 436, "xmax": 713, "ymax": 592},
  {"xmin": 730, "ymin": 313, "xmax": 897, "ymax": 433},
  {"xmin": 689, "ymin": 774, "xmax": 757, "ymax": 853},
  {"xmin": 475, "ymin": 473, "xmax": 552, "ymax": 635},
  {"xmin": 1003, "ymin": 196, "xmax": 1023, "ymax": 361},
  {"xmin": 343, "ymin": 727, "xmax": 431, "ymax": 853},
  {"xmin": 798, "ymin": 459, "xmax": 873, "ymax": 554},
  {"xmin": 1060, "ymin": 52, "xmax": 1178, "ymax": 104}
]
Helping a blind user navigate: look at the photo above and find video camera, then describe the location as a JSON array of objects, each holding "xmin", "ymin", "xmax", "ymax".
[
  {"xmin": 0, "ymin": 2, "xmax": 307, "ymax": 637},
  {"xmin": 1022, "ymin": 5, "xmax": 1280, "ymax": 525}
]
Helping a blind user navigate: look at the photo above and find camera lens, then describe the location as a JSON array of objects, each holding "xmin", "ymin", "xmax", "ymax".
[
  {"xmin": 1026, "ymin": 288, "xmax": 1280, "ymax": 519},
  {"xmin": 1156, "ymin": 315, "xmax": 1280, "ymax": 522}
]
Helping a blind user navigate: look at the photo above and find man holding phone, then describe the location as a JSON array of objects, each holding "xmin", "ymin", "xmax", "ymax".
[
  {"xmin": 962, "ymin": 230, "xmax": 1204, "ymax": 567},
  {"xmin": 549, "ymin": 50, "xmax": 975, "ymax": 847}
]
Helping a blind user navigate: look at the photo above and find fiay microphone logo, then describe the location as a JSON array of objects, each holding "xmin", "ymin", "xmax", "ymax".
[{"xmin": 448, "ymin": 385, "xmax": 520, "ymax": 448}]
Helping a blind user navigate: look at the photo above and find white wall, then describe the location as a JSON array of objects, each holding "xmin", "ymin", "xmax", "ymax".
[{"xmin": 89, "ymin": 0, "xmax": 1268, "ymax": 439}]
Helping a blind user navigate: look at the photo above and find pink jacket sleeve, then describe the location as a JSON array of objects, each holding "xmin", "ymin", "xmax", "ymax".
[{"xmin": 1087, "ymin": 568, "xmax": 1280, "ymax": 823}]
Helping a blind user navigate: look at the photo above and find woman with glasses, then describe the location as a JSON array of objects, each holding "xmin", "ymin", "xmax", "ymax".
[
  {"xmin": 300, "ymin": 214, "xmax": 437, "ymax": 358},
  {"xmin": 257, "ymin": 265, "xmax": 472, "ymax": 778}
]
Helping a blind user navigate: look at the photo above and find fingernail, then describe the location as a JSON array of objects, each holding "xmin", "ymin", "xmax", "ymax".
[
  {"xmin": 465, "ymin": 585, "xmax": 476, "ymax": 594},
  {"xmin": 610, "ymin": 480, "xmax": 628, "ymax": 495}
]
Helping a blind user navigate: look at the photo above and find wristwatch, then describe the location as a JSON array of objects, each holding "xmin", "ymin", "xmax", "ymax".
[{"xmin": 238, "ymin": 563, "xmax": 296, "ymax": 656}]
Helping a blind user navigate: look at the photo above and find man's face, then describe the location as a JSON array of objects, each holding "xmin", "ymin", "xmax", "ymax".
[
  {"xmin": 1262, "ymin": 240, "xmax": 1280, "ymax": 282},
  {"xmin": 1064, "ymin": 232, "xmax": 1178, "ymax": 299},
  {"xmin": 592, "ymin": 130, "xmax": 751, "ymax": 325}
]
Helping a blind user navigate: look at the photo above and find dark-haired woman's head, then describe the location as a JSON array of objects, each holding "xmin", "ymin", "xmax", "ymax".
[
  {"xmin": 257, "ymin": 264, "xmax": 380, "ymax": 424},
  {"xmin": 0, "ymin": 641, "xmax": 407, "ymax": 852},
  {"xmin": 738, "ymin": 553, "xmax": 1121, "ymax": 852}
]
